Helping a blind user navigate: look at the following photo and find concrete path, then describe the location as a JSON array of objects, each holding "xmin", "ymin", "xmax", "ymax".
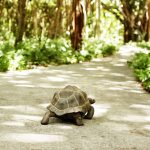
[{"xmin": 0, "ymin": 45, "xmax": 150, "ymax": 150}]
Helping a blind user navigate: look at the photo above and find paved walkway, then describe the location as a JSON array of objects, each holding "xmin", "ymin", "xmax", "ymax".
[{"xmin": 0, "ymin": 45, "xmax": 150, "ymax": 150}]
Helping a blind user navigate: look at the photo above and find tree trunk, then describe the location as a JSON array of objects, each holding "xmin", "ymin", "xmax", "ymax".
[
  {"xmin": 84, "ymin": 0, "xmax": 91, "ymax": 38},
  {"xmin": 65, "ymin": 0, "xmax": 72, "ymax": 32},
  {"xmin": 121, "ymin": 0, "xmax": 134, "ymax": 43},
  {"xmin": 52, "ymin": 0, "xmax": 63, "ymax": 38},
  {"xmin": 124, "ymin": 24, "xmax": 134, "ymax": 43},
  {"xmin": 15, "ymin": 0, "xmax": 26, "ymax": 47},
  {"xmin": 147, "ymin": 0, "xmax": 150, "ymax": 41},
  {"xmin": 94, "ymin": 0, "xmax": 101, "ymax": 38},
  {"xmin": 70, "ymin": 0, "xmax": 84, "ymax": 50}
]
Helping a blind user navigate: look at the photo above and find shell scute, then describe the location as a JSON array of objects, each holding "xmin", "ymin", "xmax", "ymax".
[{"xmin": 55, "ymin": 98, "xmax": 68, "ymax": 110}]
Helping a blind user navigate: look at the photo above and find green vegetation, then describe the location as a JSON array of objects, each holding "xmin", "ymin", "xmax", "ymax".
[
  {"xmin": 0, "ymin": 55, "xmax": 9, "ymax": 72},
  {"xmin": 0, "ymin": 37, "xmax": 118, "ymax": 71},
  {"xmin": 128, "ymin": 50, "xmax": 150, "ymax": 92},
  {"xmin": 137, "ymin": 41, "xmax": 150, "ymax": 50}
]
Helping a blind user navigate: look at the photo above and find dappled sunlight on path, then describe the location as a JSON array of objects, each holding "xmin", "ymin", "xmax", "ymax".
[{"xmin": 0, "ymin": 45, "xmax": 150, "ymax": 150}]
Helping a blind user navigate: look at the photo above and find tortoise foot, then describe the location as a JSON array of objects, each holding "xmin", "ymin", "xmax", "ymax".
[
  {"xmin": 73, "ymin": 113, "xmax": 84, "ymax": 126},
  {"xmin": 84, "ymin": 106, "xmax": 94, "ymax": 119},
  {"xmin": 41, "ymin": 111, "xmax": 55, "ymax": 125}
]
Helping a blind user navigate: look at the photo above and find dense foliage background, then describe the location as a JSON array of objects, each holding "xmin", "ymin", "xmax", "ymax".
[{"xmin": 0, "ymin": 0, "xmax": 150, "ymax": 91}]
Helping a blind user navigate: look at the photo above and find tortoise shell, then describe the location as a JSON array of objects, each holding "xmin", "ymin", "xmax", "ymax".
[{"xmin": 47, "ymin": 85, "xmax": 91, "ymax": 116}]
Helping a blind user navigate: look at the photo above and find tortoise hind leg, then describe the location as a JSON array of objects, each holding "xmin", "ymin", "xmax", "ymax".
[
  {"xmin": 73, "ymin": 113, "xmax": 84, "ymax": 126},
  {"xmin": 41, "ymin": 111, "xmax": 55, "ymax": 125},
  {"xmin": 84, "ymin": 106, "xmax": 94, "ymax": 119}
]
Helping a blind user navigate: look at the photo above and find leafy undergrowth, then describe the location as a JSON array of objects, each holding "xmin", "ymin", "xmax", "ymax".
[
  {"xmin": 137, "ymin": 41, "xmax": 150, "ymax": 50},
  {"xmin": 0, "ymin": 37, "xmax": 118, "ymax": 72},
  {"xmin": 128, "ymin": 44, "xmax": 150, "ymax": 92}
]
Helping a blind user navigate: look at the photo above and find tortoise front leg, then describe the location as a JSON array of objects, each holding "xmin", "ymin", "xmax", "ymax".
[
  {"xmin": 41, "ymin": 110, "xmax": 55, "ymax": 125},
  {"xmin": 84, "ymin": 106, "xmax": 94, "ymax": 119},
  {"xmin": 73, "ymin": 113, "xmax": 84, "ymax": 126}
]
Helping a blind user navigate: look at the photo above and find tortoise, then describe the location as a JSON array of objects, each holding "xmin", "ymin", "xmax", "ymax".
[{"xmin": 41, "ymin": 85, "xmax": 95, "ymax": 126}]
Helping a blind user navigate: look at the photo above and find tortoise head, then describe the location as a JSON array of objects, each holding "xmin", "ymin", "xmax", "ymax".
[{"xmin": 88, "ymin": 98, "xmax": 95, "ymax": 104}]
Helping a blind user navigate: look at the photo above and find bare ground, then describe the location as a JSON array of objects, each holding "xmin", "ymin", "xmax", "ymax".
[{"xmin": 0, "ymin": 45, "xmax": 150, "ymax": 150}]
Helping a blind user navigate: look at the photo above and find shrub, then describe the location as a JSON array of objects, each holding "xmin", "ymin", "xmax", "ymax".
[
  {"xmin": 101, "ymin": 45, "xmax": 117, "ymax": 57},
  {"xmin": 137, "ymin": 41, "xmax": 150, "ymax": 50},
  {"xmin": 8, "ymin": 50, "xmax": 27, "ymax": 70},
  {"xmin": 82, "ymin": 38, "xmax": 118, "ymax": 58},
  {"xmin": 128, "ymin": 52, "xmax": 150, "ymax": 92},
  {"xmin": 0, "ymin": 37, "xmax": 118, "ymax": 72},
  {"xmin": 0, "ymin": 41, "xmax": 14, "ymax": 72},
  {"xmin": 0, "ymin": 54, "xmax": 9, "ymax": 72}
]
